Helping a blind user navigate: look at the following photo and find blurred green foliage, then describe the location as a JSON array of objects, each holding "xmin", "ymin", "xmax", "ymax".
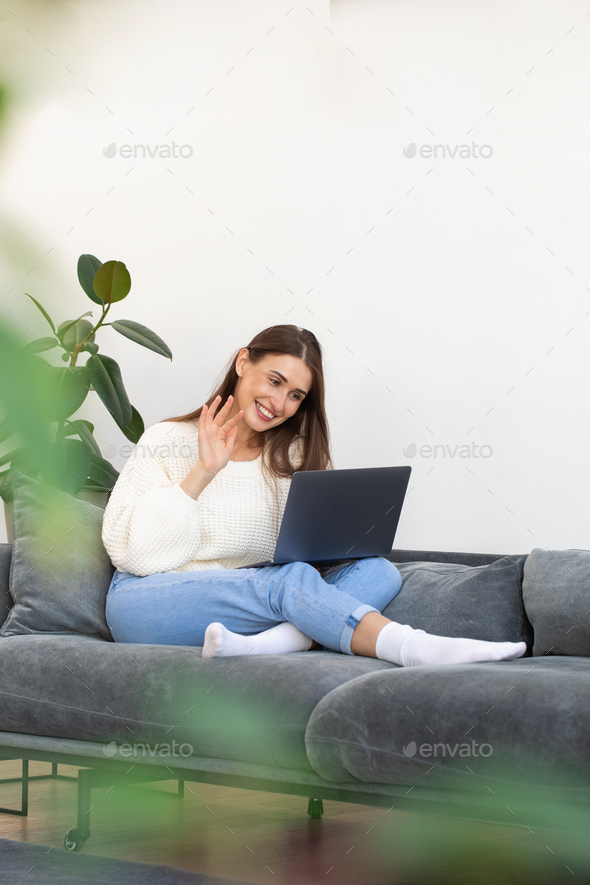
[{"xmin": 369, "ymin": 758, "xmax": 590, "ymax": 885}]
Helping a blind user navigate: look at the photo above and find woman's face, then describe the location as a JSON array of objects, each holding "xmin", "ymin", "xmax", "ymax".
[{"xmin": 233, "ymin": 350, "xmax": 313, "ymax": 433}]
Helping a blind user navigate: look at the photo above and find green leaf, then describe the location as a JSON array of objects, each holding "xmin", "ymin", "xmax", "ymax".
[
  {"xmin": 57, "ymin": 419, "xmax": 92, "ymax": 437},
  {"xmin": 77, "ymin": 254, "xmax": 104, "ymax": 305},
  {"xmin": 61, "ymin": 352, "xmax": 70, "ymax": 362},
  {"xmin": 82, "ymin": 341, "xmax": 99, "ymax": 356},
  {"xmin": 59, "ymin": 419, "xmax": 102, "ymax": 458},
  {"xmin": 42, "ymin": 367, "xmax": 90, "ymax": 422},
  {"xmin": 0, "ymin": 470, "xmax": 13, "ymax": 503},
  {"xmin": 24, "ymin": 293, "xmax": 57, "ymax": 335},
  {"xmin": 23, "ymin": 336, "xmax": 60, "ymax": 354},
  {"xmin": 2, "ymin": 445, "xmax": 41, "ymax": 476},
  {"xmin": 42, "ymin": 438, "xmax": 91, "ymax": 496},
  {"xmin": 56, "ymin": 312, "xmax": 93, "ymax": 344},
  {"xmin": 87, "ymin": 453, "xmax": 119, "ymax": 489},
  {"xmin": 93, "ymin": 260, "xmax": 131, "ymax": 304},
  {"xmin": 110, "ymin": 320, "xmax": 172, "ymax": 360},
  {"xmin": 63, "ymin": 319, "xmax": 95, "ymax": 352},
  {"xmin": 85, "ymin": 354, "xmax": 132, "ymax": 426},
  {"xmin": 118, "ymin": 404, "xmax": 145, "ymax": 444}
]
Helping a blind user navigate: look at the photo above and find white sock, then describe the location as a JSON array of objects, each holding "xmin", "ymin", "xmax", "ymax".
[
  {"xmin": 375, "ymin": 622, "xmax": 527, "ymax": 668},
  {"xmin": 202, "ymin": 621, "xmax": 313, "ymax": 659},
  {"xmin": 374, "ymin": 622, "xmax": 415, "ymax": 664}
]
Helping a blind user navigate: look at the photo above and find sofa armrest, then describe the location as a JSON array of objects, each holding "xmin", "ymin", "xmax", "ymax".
[{"xmin": 0, "ymin": 543, "xmax": 13, "ymax": 629}]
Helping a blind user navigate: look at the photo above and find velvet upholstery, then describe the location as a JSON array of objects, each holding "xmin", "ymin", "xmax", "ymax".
[
  {"xmin": 0, "ymin": 636, "xmax": 394, "ymax": 770},
  {"xmin": 0, "ymin": 543, "xmax": 12, "ymax": 629},
  {"xmin": 382, "ymin": 556, "xmax": 533, "ymax": 647},
  {"xmin": 0, "ymin": 470, "xmax": 114, "ymax": 640},
  {"xmin": 523, "ymin": 548, "xmax": 590, "ymax": 656},
  {"xmin": 305, "ymin": 656, "xmax": 590, "ymax": 794},
  {"xmin": 0, "ymin": 536, "xmax": 590, "ymax": 818}
]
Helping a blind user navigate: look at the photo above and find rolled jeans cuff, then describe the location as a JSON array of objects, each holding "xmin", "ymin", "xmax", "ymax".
[{"xmin": 340, "ymin": 603, "xmax": 380, "ymax": 655}]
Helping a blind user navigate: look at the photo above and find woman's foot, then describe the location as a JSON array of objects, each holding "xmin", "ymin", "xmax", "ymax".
[
  {"xmin": 202, "ymin": 621, "xmax": 313, "ymax": 658},
  {"xmin": 375, "ymin": 622, "xmax": 527, "ymax": 667}
]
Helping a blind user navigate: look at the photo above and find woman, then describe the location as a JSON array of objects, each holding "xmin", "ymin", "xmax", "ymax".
[{"xmin": 102, "ymin": 325, "xmax": 526, "ymax": 667}]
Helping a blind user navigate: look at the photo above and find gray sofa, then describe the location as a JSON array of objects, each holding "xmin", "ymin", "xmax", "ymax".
[{"xmin": 2, "ymin": 504, "xmax": 590, "ymax": 853}]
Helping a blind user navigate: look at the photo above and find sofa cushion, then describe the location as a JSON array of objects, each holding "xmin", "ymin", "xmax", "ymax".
[
  {"xmin": 523, "ymin": 548, "xmax": 590, "ymax": 656},
  {"xmin": 0, "ymin": 544, "xmax": 12, "ymax": 629},
  {"xmin": 305, "ymin": 657, "xmax": 590, "ymax": 793},
  {"xmin": 0, "ymin": 469, "xmax": 114, "ymax": 640},
  {"xmin": 381, "ymin": 557, "xmax": 532, "ymax": 647},
  {"xmin": 0, "ymin": 635, "xmax": 395, "ymax": 770}
]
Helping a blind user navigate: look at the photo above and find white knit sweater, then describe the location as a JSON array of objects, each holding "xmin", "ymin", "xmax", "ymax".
[{"xmin": 101, "ymin": 420, "xmax": 304, "ymax": 577}]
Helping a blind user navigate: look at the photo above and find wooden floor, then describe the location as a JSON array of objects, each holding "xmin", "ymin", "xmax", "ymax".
[{"xmin": 0, "ymin": 759, "xmax": 583, "ymax": 884}]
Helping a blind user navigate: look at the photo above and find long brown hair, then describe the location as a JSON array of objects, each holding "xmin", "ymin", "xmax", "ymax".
[{"xmin": 163, "ymin": 325, "xmax": 332, "ymax": 478}]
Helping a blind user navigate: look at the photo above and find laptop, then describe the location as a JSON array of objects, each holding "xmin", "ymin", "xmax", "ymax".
[{"xmin": 238, "ymin": 465, "xmax": 411, "ymax": 572}]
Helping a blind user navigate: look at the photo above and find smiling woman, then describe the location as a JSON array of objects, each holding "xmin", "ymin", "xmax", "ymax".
[
  {"xmin": 100, "ymin": 324, "xmax": 526, "ymax": 670},
  {"xmin": 164, "ymin": 324, "xmax": 332, "ymax": 477},
  {"xmin": 223, "ymin": 352, "xmax": 311, "ymax": 460}
]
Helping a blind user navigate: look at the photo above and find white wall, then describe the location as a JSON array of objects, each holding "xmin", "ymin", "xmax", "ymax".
[{"xmin": 1, "ymin": 0, "xmax": 589, "ymax": 553}]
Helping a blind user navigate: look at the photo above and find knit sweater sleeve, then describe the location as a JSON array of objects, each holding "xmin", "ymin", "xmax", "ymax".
[{"xmin": 101, "ymin": 423, "xmax": 201, "ymax": 576}]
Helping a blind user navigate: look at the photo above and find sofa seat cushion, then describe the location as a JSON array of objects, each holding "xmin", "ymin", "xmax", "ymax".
[
  {"xmin": 0, "ymin": 636, "xmax": 394, "ymax": 770},
  {"xmin": 305, "ymin": 657, "xmax": 590, "ymax": 794}
]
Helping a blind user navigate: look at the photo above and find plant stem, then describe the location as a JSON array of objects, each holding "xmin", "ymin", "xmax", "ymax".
[{"xmin": 71, "ymin": 301, "xmax": 111, "ymax": 367}]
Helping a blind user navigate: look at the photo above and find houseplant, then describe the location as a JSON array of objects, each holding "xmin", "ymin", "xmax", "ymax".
[{"xmin": 0, "ymin": 254, "xmax": 172, "ymax": 538}]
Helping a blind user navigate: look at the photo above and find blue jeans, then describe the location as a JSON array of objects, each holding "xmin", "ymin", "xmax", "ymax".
[{"xmin": 105, "ymin": 558, "xmax": 402, "ymax": 655}]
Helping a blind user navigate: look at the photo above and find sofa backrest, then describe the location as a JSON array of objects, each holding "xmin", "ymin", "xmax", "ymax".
[
  {"xmin": 0, "ymin": 544, "xmax": 13, "ymax": 630},
  {"xmin": 385, "ymin": 550, "xmax": 533, "ymax": 647},
  {"xmin": 0, "ymin": 544, "xmax": 527, "ymax": 635},
  {"xmin": 522, "ymin": 547, "xmax": 590, "ymax": 656},
  {"xmin": 388, "ymin": 549, "xmax": 526, "ymax": 568}
]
